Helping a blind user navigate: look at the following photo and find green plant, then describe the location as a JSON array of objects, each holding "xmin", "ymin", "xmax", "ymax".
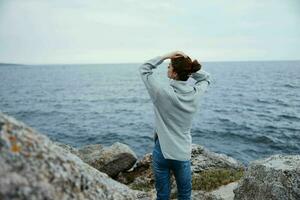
[{"xmin": 192, "ymin": 168, "xmax": 244, "ymax": 191}]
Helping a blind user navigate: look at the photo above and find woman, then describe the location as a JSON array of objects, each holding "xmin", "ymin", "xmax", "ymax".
[{"xmin": 139, "ymin": 51, "xmax": 210, "ymax": 200}]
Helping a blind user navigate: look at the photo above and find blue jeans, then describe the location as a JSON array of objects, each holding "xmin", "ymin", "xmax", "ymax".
[{"xmin": 152, "ymin": 138, "xmax": 192, "ymax": 200}]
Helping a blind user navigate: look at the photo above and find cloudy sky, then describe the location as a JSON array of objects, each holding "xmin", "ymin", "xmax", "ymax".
[{"xmin": 0, "ymin": 0, "xmax": 299, "ymax": 64}]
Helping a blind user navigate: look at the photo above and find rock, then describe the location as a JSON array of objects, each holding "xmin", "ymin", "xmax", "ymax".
[
  {"xmin": 191, "ymin": 190, "xmax": 223, "ymax": 200},
  {"xmin": 0, "ymin": 112, "xmax": 148, "ymax": 200},
  {"xmin": 116, "ymin": 153, "xmax": 153, "ymax": 185},
  {"xmin": 54, "ymin": 141, "xmax": 80, "ymax": 157},
  {"xmin": 233, "ymin": 154, "xmax": 300, "ymax": 200},
  {"xmin": 209, "ymin": 181, "xmax": 238, "ymax": 200},
  {"xmin": 191, "ymin": 144, "xmax": 245, "ymax": 173},
  {"xmin": 116, "ymin": 153, "xmax": 160, "ymax": 195},
  {"xmin": 78, "ymin": 142, "xmax": 137, "ymax": 178},
  {"xmin": 78, "ymin": 143, "xmax": 103, "ymax": 163},
  {"xmin": 78, "ymin": 143, "xmax": 103, "ymax": 155}
]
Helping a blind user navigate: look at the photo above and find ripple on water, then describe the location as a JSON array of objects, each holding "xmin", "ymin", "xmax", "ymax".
[
  {"xmin": 283, "ymin": 83, "xmax": 299, "ymax": 89},
  {"xmin": 277, "ymin": 114, "xmax": 300, "ymax": 121},
  {"xmin": 1, "ymin": 61, "xmax": 300, "ymax": 164}
]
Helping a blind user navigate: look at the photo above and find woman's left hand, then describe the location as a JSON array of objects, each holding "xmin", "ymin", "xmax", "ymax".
[{"xmin": 162, "ymin": 51, "xmax": 188, "ymax": 60}]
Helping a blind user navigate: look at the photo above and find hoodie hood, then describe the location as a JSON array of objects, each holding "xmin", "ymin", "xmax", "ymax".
[{"xmin": 169, "ymin": 79, "xmax": 194, "ymax": 94}]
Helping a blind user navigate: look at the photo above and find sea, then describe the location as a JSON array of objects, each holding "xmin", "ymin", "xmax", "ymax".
[{"xmin": 0, "ymin": 60, "xmax": 299, "ymax": 166}]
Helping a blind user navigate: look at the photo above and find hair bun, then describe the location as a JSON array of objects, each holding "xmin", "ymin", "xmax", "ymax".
[{"xmin": 190, "ymin": 59, "xmax": 201, "ymax": 73}]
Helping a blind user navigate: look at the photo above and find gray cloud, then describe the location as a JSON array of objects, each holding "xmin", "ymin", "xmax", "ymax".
[{"xmin": 0, "ymin": 0, "xmax": 299, "ymax": 64}]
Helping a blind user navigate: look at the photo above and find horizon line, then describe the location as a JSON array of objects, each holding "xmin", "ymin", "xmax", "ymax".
[{"xmin": 1, "ymin": 59, "xmax": 300, "ymax": 66}]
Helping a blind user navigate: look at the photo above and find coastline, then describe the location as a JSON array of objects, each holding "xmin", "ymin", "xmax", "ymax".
[{"xmin": 1, "ymin": 112, "xmax": 299, "ymax": 200}]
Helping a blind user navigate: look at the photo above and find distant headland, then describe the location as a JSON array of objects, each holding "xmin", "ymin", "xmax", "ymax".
[{"xmin": 0, "ymin": 63, "xmax": 26, "ymax": 66}]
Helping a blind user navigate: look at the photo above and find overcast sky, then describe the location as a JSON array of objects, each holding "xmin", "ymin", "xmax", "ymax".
[{"xmin": 0, "ymin": 0, "xmax": 299, "ymax": 64}]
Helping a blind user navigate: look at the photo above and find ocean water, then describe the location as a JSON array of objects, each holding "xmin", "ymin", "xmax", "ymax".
[{"xmin": 0, "ymin": 61, "xmax": 299, "ymax": 166}]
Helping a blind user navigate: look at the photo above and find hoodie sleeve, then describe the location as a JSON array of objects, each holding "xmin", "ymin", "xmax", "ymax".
[
  {"xmin": 190, "ymin": 70, "xmax": 211, "ymax": 96},
  {"xmin": 139, "ymin": 56, "xmax": 165, "ymax": 103}
]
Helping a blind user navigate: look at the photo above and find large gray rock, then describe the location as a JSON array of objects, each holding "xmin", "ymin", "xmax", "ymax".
[
  {"xmin": 233, "ymin": 154, "xmax": 300, "ymax": 200},
  {"xmin": 191, "ymin": 144, "xmax": 244, "ymax": 173},
  {"xmin": 78, "ymin": 142, "xmax": 137, "ymax": 178},
  {"xmin": 0, "ymin": 112, "xmax": 148, "ymax": 200}
]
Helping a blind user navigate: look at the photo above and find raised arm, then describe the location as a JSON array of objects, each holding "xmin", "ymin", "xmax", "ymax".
[
  {"xmin": 190, "ymin": 70, "xmax": 211, "ymax": 95},
  {"xmin": 139, "ymin": 56, "xmax": 165, "ymax": 103}
]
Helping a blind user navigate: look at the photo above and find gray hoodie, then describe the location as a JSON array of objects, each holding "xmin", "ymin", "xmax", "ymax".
[{"xmin": 139, "ymin": 56, "xmax": 210, "ymax": 161}]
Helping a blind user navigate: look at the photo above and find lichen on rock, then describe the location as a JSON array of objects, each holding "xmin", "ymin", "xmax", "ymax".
[
  {"xmin": 233, "ymin": 154, "xmax": 300, "ymax": 200},
  {"xmin": 0, "ymin": 112, "xmax": 148, "ymax": 200}
]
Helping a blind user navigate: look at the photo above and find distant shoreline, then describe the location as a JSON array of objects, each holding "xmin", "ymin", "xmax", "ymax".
[{"xmin": 0, "ymin": 63, "xmax": 26, "ymax": 66}]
